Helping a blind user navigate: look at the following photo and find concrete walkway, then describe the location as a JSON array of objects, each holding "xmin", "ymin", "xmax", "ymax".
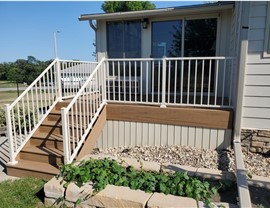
[{"xmin": 0, "ymin": 136, "xmax": 18, "ymax": 181}]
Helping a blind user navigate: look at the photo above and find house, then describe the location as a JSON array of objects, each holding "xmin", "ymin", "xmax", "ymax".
[{"xmin": 4, "ymin": 1, "xmax": 270, "ymax": 207}]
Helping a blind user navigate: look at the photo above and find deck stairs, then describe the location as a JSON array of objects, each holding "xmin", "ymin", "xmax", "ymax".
[{"xmin": 6, "ymin": 99, "xmax": 99, "ymax": 180}]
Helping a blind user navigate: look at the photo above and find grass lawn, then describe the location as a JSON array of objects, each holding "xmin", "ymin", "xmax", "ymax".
[
  {"xmin": 0, "ymin": 81, "xmax": 26, "ymax": 89},
  {"xmin": 0, "ymin": 178, "xmax": 47, "ymax": 208},
  {"xmin": 0, "ymin": 90, "xmax": 24, "ymax": 107}
]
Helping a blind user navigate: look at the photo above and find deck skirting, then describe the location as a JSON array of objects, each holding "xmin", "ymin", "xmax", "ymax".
[{"xmin": 96, "ymin": 120, "xmax": 232, "ymax": 150}]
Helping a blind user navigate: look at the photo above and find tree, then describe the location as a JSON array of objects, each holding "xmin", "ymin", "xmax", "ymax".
[
  {"xmin": 7, "ymin": 67, "xmax": 24, "ymax": 96},
  {"xmin": 101, "ymin": 1, "xmax": 155, "ymax": 13}
]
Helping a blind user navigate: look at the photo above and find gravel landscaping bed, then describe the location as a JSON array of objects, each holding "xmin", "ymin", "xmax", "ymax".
[{"xmin": 92, "ymin": 145, "xmax": 270, "ymax": 177}]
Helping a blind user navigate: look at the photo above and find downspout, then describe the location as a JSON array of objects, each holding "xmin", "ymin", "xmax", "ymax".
[
  {"xmin": 89, "ymin": 20, "xmax": 98, "ymax": 61},
  {"xmin": 233, "ymin": 2, "xmax": 252, "ymax": 207},
  {"xmin": 89, "ymin": 20, "xmax": 97, "ymax": 32}
]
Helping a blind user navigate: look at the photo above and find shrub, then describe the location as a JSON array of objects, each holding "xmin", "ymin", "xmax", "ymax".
[{"xmin": 59, "ymin": 158, "xmax": 218, "ymax": 206}]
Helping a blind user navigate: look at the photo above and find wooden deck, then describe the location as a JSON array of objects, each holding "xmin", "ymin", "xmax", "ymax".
[{"xmin": 5, "ymin": 100, "xmax": 233, "ymax": 179}]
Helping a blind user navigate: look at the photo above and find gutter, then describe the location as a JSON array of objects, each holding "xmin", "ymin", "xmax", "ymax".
[{"xmin": 78, "ymin": 2, "xmax": 234, "ymax": 21}]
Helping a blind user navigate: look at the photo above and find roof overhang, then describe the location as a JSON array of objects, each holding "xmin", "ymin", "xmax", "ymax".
[{"xmin": 79, "ymin": 2, "xmax": 234, "ymax": 21}]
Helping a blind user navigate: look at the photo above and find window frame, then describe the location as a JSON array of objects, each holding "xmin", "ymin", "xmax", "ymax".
[{"xmin": 263, "ymin": 2, "xmax": 270, "ymax": 58}]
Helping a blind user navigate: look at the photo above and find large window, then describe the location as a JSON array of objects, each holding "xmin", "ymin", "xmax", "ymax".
[
  {"xmin": 107, "ymin": 20, "xmax": 141, "ymax": 58},
  {"xmin": 151, "ymin": 18, "xmax": 217, "ymax": 58}
]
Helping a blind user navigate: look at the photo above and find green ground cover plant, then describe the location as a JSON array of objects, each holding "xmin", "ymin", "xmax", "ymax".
[
  {"xmin": 59, "ymin": 158, "xmax": 218, "ymax": 206},
  {"xmin": 0, "ymin": 178, "xmax": 46, "ymax": 208}
]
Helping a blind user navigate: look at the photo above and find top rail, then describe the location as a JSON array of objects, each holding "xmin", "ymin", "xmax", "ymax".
[
  {"xmin": 9, "ymin": 59, "xmax": 58, "ymax": 109},
  {"xmin": 59, "ymin": 59, "xmax": 98, "ymax": 64}
]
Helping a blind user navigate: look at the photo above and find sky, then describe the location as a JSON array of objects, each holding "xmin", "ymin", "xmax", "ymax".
[{"xmin": 0, "ymin": 1, "xmax": 203, "ymax": 63}]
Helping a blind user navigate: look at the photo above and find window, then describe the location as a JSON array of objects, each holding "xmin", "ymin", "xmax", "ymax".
[
  {"xmin": 263, "ymin": 2, "xmax": 270, "ymax": 57},
  {"xmin": 152, "ymin": 20, "xmax": 182, "ymax": 58},
  {"xmin": 151, "ymin": 18, "xmax": 217, "ymax": 58},
  {"xmin": 107, "ymin": 20, "xmax": 141, "ymax": 58}
]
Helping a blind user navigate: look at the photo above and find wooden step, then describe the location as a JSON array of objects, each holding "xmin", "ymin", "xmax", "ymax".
[
  {"xmin": 19, "ymin": 145, "xmax": 64, "ymax": 165},
  {"xmin": 31, "ymin": 131, "xmax": 64, "ymax": 149},
  {"xmin": 7, "ymin": 159, "xmax": 59, "ymax": 180}
]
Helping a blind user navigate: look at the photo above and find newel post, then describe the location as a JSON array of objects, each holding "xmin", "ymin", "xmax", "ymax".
[
  {"xmin": 161, "ymin": 57, "xmax": 167, "ymax": 108},
  {"xmin": 4, "ymin": 104, "xmax": 17, "ymax": 165},
  {"xmin": 101, "ymin": 59, "xmax": 107, "ymax": 103},
  {"xmin": 56, "ymin": 58, "xmax": 62, "ymax": 100},
  {"xmin": 61, "ymin": 107, "xmax": 70, "ymax": 164}
]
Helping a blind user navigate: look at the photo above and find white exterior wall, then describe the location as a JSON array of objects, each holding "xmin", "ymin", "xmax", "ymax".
[
  {"xmin": 242, "ymin": 2, "xmax": 270, "ymax": 130},
  {"xmin": 96, "ymin": 120, "xmax": 232, "ymax": 150},
  {"xmin": 95, "ymin": 9, "xmax": 234, "ymax": 60}
]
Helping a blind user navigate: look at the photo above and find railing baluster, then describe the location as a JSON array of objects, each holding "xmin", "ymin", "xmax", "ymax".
[
  {"xmin": 152, "ymin": 61, "xmax": 154, "ymax": 103},
  {"xmin": 134, "ymin": 61, "xmax": 137, "ymax": 102},
  {"xmin": 222, "ymin": 60, "xmax": 226, "ymax": 106},
  {"xmin": 194, "ymin": 60, "xmax": 198, "ymax": 105},
  {"xmin": 174, "ymin": 60, "xmax": 177, "ymax": 104},
  {"xmin": 123, "ymin": 61, "xmax": 126, "ymax": 102},
  {"xmin": 180, "ymin": 60, "xmax": 184, "ymax": 104},
  {"xmin": 112, "ymin": 61, "xmax": 115, "ymax": 101},
  {"xmin": 229, "ymin": 59, "xmax": 233, "ymax": 106},
  {"xmin": 158, "ymin": 61, "xmax": 161, "ymax": 103},
  {"xmin": 208, "ymin": 60, "xmax": 212, "ymax": 105},
  {"xmin": 17, "ymin": 103, "xmax": 22, "ymax": 145},
  {"xmin": 140, "ymin": 61, "xmax": 143, "ymax": 102},
  {"xmin": 30, "ymin": 88, "xmax": 36, "ymax": 125},
  {"xmin": 146, "ymin": 61, "xmax": 148, "ymax": 103},
  {"xmin": 187, "ymin": 60, "xmax": 191, "ymax": 104},
  {"xmin": 21, "ymin": 97, "xmax": 27, "ymax": 139},
  {"xmin": 161, "ymin": 58, "xmax": 166, "ymax": 107},
  {"xmin": 200, "ymin": 60, "xmax": 205, "ymax": 105},
  {"xmin": 214, "ymin": 60, "xmax": 219, "ymax": 106},
  {"xmin": 167, "ymin": 60, "xmax": 171, "ymax": 103},
  {"xmin": 26, "ymin": 92, "xmax": 31, "ymax": 133},
  {"xmin": 118, "ymin": 61, "xmax": 120, "ymax": 100},
  {"xmin": 128, "ymin": 61, "xmax": 132, "ymax": 102}
]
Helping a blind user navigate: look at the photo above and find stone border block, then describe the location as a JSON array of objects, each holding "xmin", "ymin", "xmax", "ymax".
[
  {"xmin": 44, "ymin": 177, "xmax": 65, "ymax": 198},
  {"xmin": 141, "ymin": 160, "xmax": 161, "ymax": 172},
  {"xmin": 162, "ymin": 163, "xmax": 198, "ymax": 176},
  {"xmin": 147, "ymin": 192, "xmax": 197, "ymax": 208},
  {"xmin": 247, "ymin": 175, "xmax": 270, "ymax": 189},
  {"xmin": 94, "ymin": 184, "xmax": 152, "ymax": 207},
  {"xmin": 197, "ymin": 200, "xmax": 239, "ymax": 208},
  {"xmin": 66, "ymin": 182, "xmax": 94, "ymax": 203},
  {"xmin": 195, "ymin": 168, "xmax": 223, "ymax": 180}
]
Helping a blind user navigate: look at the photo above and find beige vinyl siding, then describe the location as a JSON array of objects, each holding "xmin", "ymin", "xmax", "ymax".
[
  {"xmin": 242, "ymin": 2, "xmax": 270, "ymax": 130},
  {"xmin": 96, "ymin": 120, "xmax": 232, "ymax": 150}
]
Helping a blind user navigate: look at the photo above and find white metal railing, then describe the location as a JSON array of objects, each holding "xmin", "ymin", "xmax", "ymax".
[
  {"xmin": 61, "ymin": 58, "xmax": 106, "ymax": 163},
  {"xmin": 104, "ymin": 57, "xmax": 235, "ymax": 108},
  {"xmin": 5, "ymin": 58, "xmax": 98, "ymax": 164},
  {"xmin": 5, "ymin": 59, "xmax": 60, "ymax": 164},
  {"xmin": 59, "ymin": 60, "xmax": 98, "ymax": 99}
]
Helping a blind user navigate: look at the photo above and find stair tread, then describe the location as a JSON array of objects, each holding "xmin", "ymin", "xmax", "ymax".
[
  {"xmin": 22, "ymin": 145, "xmax": 63, "ymax": 156},
  {"xmin": 8, "ymin": 159, "xmax": 59, "ymax": 175},
  {"xmin": 32, "ymin": 131, "xmax": 63, "ymax": 140}
]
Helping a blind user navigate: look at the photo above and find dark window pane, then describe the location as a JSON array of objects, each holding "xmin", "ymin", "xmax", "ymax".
[
  {"xmin": 124, "ymin": 21, "xmax": 141, "ymax": 58},
  {"xmin": 184, "ymin": 18, "xmax": 217, "ymax": 57},
  {"xmin": 107, "ymin": 20, "xmax": 141, "ymax": 58},
  {"xmin": 107, "ymin": 22, "xmax": 124, "ymax": 58},
  {"xmin": 152, "ymin": 20, "xmax": 182, "ymax": 58}
]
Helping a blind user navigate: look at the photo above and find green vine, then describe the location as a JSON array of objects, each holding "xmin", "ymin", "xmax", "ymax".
[{"xmin": 58, "ymin": 158, "xmax": 218, "ymax": 207}]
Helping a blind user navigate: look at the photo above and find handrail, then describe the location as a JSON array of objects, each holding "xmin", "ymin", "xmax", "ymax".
[
  {"xmin": 65, "ymin": 58, "xmax": 105, "ymax": 111},
  {"xmin": 5, "ymin": 58, "xmax": 60, "ymax": 164},
  {"xmin": 105, "ymin": 56, "xmax": 235, "ymax": 108},
  {"xmin": 9, "ymin": 59, "xmax": 58, "ymax": 109},
  {"xmin": 61, "ymin": 58, "xmax": 106, "ymax": 163}
]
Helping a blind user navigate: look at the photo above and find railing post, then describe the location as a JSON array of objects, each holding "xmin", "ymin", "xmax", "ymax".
[
  {"xmin": 4, "ymin": 104, "xmax": 17, "ymax": 165},
  {"xmin": 61, "ymin": 107, "xmax": 70, "ymax": 164},
  {"xmin": 160, "ymin": 57, "xmax": 167, "ymax": 108},
  {"xmin": 56, "ymin": 58, "xmax": 62, "ymax": 101},
  {"xmin": 101, "ymin": 60, "xmax": 107, "ymax": 103}
]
